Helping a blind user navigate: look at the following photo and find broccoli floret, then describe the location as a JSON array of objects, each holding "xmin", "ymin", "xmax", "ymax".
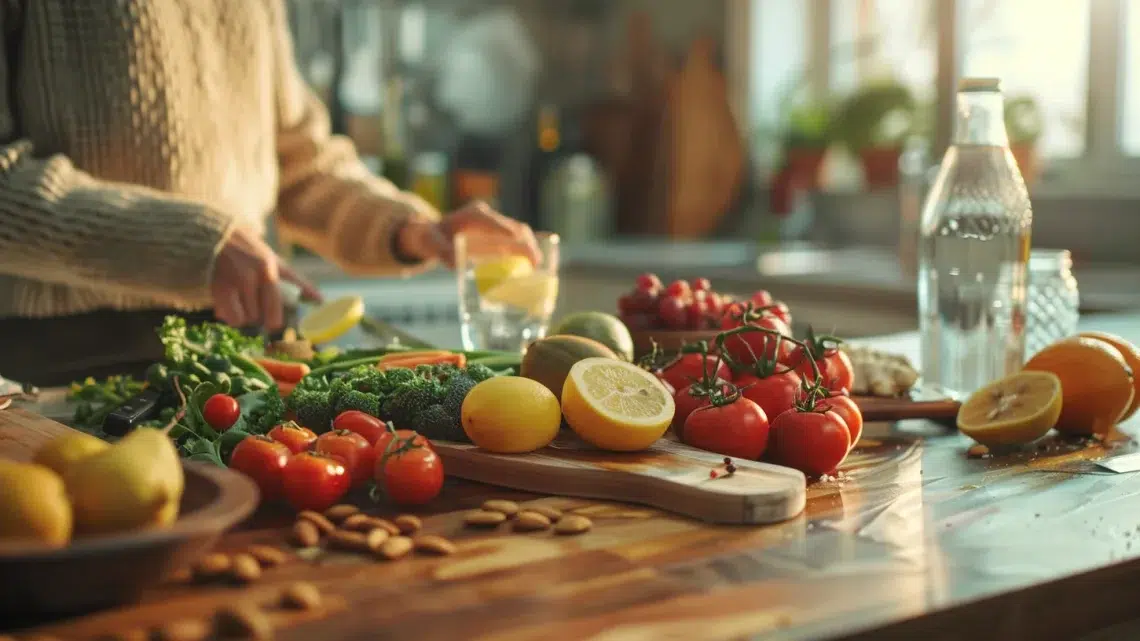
[
  {"xmin": 442, "ymin": 372, "xmax": 478, "ymax": 418},
  {"xmin": 381, "ymin": 377, "xmax": 445, "ymax": 430},
  {"xmin": 343, "ymin": 365, "xmax": 388, "ymax": 395},
  {"xmin": 290, "ymin": 388, "xmax": 335, "ymax": 434},
  {"xmin": 417, "ymin": 404, "xmax": 467, "ymax": 442},
  {"xmin": 244, "ymin": 387, "xmax": 286, "ymax": 435},
  {"xmin": 333, "ymin": 389, "xmax": 381, "ymax": 418},
  {"xmin": 377, "ymin": 367, "xmax": 416, "ymax": 395},
  {"xmin": 325, "ymin": 378, "xmax": 353, "ymax": 411},
  {"xmin": 464, "ymin": 364, "xmax": 496, "ymax": 383}
]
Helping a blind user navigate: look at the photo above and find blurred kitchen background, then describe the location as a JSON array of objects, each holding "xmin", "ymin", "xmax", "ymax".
[{"xmin": 279, "ymin": 0, "xmax": 1140, "ymax": 345}]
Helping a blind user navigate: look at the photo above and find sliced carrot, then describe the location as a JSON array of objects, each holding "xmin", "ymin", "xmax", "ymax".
[
  {"xmin": 256, "ymin": 358, "xmax": 311, "ymax": 384},
  {"xmin": 276, "ymin": 380, "xmax": 297, "ymax": 398},
  {"xmin": 376, "ymin": 350, "xmax": 453, "ymax": 364},
  {"xmin": 376, "ymin": 353, "xmax": 466, "ymax": 371}
]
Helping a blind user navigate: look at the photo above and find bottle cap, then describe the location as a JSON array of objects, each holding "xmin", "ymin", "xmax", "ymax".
[{"xmin": 958, "ymin": 77, "xmax": 1002, "ymax": 93}]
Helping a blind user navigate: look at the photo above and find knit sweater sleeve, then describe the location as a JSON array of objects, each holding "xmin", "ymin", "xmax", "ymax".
[
  {"xmin": 268, "ymin": 0, "xmax": 440, "ymax": 277},
  {"xmin": 0, "ymin": 1, "xmax": 237, "ymax": 307}
]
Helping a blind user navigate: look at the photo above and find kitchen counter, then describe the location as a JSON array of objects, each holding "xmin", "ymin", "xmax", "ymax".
[{"xmin": 7, "ymin": 313, "xmax": 1140, "ymax": 640}]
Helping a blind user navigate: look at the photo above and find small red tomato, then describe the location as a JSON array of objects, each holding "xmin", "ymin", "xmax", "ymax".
[
  {"xmin": 373, "ymin": 429, "xmax": 435, "ymax": 456},
  {"xmin": 659, "ymin": 353, "xmax": 731, "ymax": 392},
  {"xmin": 653, "ymin": 372, "xmax": 676, "ymax": 397},
  {"xmin": 685, "ymin": 297, "xmax": 709, "ymax": 330},
  {"xmin": 375, "ymin": 439, "xmax": 445, "ymax": 506},
  {"xmin": 657, "ymin": 295, "xmax": 689, "ymax": 330},
  {"xmin": 705, "ymin": 292, "xmax": 725, "ymax": 317},
  {"xmin": 315, "ymin": 429, "xmax": 376, "ymax": 488},
  {"xmin": 621, "ymin": 312, "xmax": 654, "ymax": 331},
  {"xmin": 790, "ymin": 346, "xmax": 854, "ymax": 392},
  {"xmin": 768, "ymin": 301, "xmax": 793, "ymax": 326},
  {"xmin": 672, "ymin": 382, "xmax": 729, "ymax": 436},
  {"xmin": 617, "ymin": 293, "xmax": 639, "ymax": 316},
  {"xmin": 332, "ymin": 410, "xmax": 387, "ymax": 445},
  {"xmin": 690, "ymin": 277, "xmax": 712, "ymax": 292},
  {"xmin": 721, "ymin": 307, "xmax": 794, "ymax": 365},
  {"xmin": 735, "ymin": 370, "xmax": 803, "ymax": 424},
  {"xmin": 768, "ymin": 409, "xmax": 850, "ymax": 477},
  {"xmin": 665, "ymin": 280, "xmax": 691, "ymax": 298},
  {"xmin": 229, "ymin": 436, "xmax": 292, "ymax": 502},
  {"xmin": 629, "ymin": 287, "xmax": 660, "ymax": 313},
  {"xmin": 202, "ymin": 394, "xmax": 240, "ymax": 432},
  {"xmin": 268, "ymin": 421, "xmax": 318, "ymax": 454},
  {"xmin": 636, "ymin": 273, "xmax": 662, "ymax": 292},
  {"xmin": 822, "ymin": 394, "xmax": 863, "ymax": 451},
  {"xmin": 283, "ymin": 452, "xmax": 351, "ymax": 512},
  {"xmin": 683, "ymin": 395, "xmax": 770, "ymax": 460},
  {"xmin": 750, "ymin": 290, "xmax": 775, "ymax": 308}
]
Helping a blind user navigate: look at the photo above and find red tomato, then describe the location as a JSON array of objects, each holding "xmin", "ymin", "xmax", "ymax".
[
  {"xmin": 768, "ymin": 301, "xmax": 792, "ymax": 326},
  {"xmin": 636, "ymin": 273, "xmax": 662, "ymax": 292},
  {"xmin": 202, "ymin": 394, "xmax": 240, "ymax": 432},
  {"xmin": 683, "ymin": 396, "xmax": 770, "ymax": 460},
  {"xmin": 822, "ymin": 394, "xmax": 863, "ymax": 451},
  {"xmin": 373, "ymin": 429, "xmax": 435, "ymax": 456},
  {"xmin": 268, "ymin": 422, "xmax": 318, "ymax": 454},
  {"xmin": 790, "ymin": 346, "xmax": 854, "ymax": 392},
  {"xmin": 657, "ymin": 295, "xmax": 689, "ymax": 330},
  {"xmin": 721, "ymin": 307, "xmax": 794, "ymax": 366},
  {"xmin": 735, "ymin": 370, "xmax": 803, "ymax": 424},
  {"xmin": 690, "ymin": 278, "xmax": 712, "ymax": 292},
  {"xmin": 660, "ymin": 353, "xmax": 731, "ymax": 392},
  {"xmin": 375, "ymin": 441, "xmax": 444, "ymax": 506},
  {"xmin": 768, "ymin": 409, "xmax": 850, "ymax": 477},
  {"xmin": 665, "ymin": 280, "xmax": 691, "ymax": 298},
  {"xmin": 282, "ymin": 452, "xmax": 351, "ymax": 512},
  {"xmin": 314, "ymin": 429, "xmax": 376, "ymax": 488},
  {"xmin": 332, "ymin": 410, "xmax": 387, "ymax": 445},
  {"xmin": 672, "ymin": 383, "xmax": 716, "ymax": 436},
  {"xmin": 229, "ymin": 436, "xmax": 291, "ymax": 502},
  {"xmin": 749, "ymin": 290, "xmax": 775, "ymax": 307},
  {"xmin": 685, "ymin": 297, "xmax": 709, "ymax": 330}
]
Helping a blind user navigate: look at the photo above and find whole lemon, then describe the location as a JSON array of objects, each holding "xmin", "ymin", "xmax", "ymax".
[{"xmin": 461, "ymin": 376, "xmax": 561, "ymax": 453}]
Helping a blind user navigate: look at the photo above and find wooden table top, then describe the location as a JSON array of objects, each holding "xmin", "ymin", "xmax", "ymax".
[{"xmin": 5, "ymin": 314, "xmax": 1140, "ymax": 641}]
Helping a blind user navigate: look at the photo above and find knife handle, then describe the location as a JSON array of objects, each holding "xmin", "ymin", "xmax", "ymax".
[{"xmin": 103, "ymin": 388, "xmax": 163, "ymax": 436}]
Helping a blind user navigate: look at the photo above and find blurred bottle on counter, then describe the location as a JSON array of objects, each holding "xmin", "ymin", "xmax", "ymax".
[
  {"xmin": 378, "ymin": 75, "xmax": 409, "ymax": 189},
  {"xmin": 918, "ymin": 78, "xmax": 1032, "ymax": 399},
  {"xmin": 453, "ymin": 134, "xmax": 502, "ymax": 210},
  {"xmin": 530, "ymin": 103, "xmax": 611, "ymax": 242}
]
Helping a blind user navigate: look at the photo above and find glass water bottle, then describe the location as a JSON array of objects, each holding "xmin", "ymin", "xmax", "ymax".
[{"xmin": 917, "ymin": 78, "xmax": 1033, "ymax": 399}]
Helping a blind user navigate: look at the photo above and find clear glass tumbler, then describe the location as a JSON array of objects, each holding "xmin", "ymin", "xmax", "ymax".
[
  {"xmin": 1025, "ymin": 249, "xmax": 1080, "ymax": 359},
  {"xmin": 456, "ymin": 232, "xmax": 560, "ymax": 352}
]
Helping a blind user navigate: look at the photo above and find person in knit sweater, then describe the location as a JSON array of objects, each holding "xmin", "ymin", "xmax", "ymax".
[{"xmin": 0, "ymin": 1, "xmax": 538, "ymax": 385}]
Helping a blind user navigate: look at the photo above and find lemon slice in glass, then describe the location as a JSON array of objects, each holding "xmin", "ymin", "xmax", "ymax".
[
  {"xmin": 560, "ymin": 358, "xmax": 675, "ymax": 451},
  {"xmin": 298, "ymin": 295, "xmax": 365, "ymax": 344},
  {"xmin": 957, "ymin": 370, "xmax": 1063, "ymax": 446},
  {"xmin": 481, "ymin": 272, "xmax": 559, "ymax": 318},
  {"xmin": 473, "ymin": 255, "xmax": 534, "ymax": 296}
]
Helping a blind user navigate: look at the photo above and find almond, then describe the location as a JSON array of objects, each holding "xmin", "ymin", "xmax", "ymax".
[
  {"xmin": 377, "ymin": 536, "xmax": 414, "ymax": 560},
  {"xmin": 393, "ymin": 514, "xmax": 422, "ymax": 535},
  {"xmin": 341, "ymin": 513, "xmax": 374, "ymax": 532},
  {"xmin": 246, "ymin": 545, "xmax": 289, "ymax": 567},
  {"xmin": 364, "ymin": 528, "xmax": 390, "ymax": 551},
  {"xmin": 554, "ymin": 514, "xmax": 592, "ymax": 535},
  {"xmin": 153, "ymin": 619, "xmax": 210, "ymax": 641},
  {"xmin": 481, "ymin": 499, "xmax": 520, "ymax": 517},
  {"xmin": 413, "ymin": 535, "xmax": 457, "ymax": 556},
  {"xmin": 290, "ymin": 520, "xmax": 321, "ymax": 548},
  {"xmin": 370, "ymin": 518, "xmax": 400, "ymax": 536},
  {"xmin": 229, "ymin": 553, "xmax": 262, "ymax": 584},
  {"xmin": 281, "ymin": 582, "xmax": 323, "ymax": 611},
  {"xmin": 513, "ymin": 511, "xmax": 552, "ymax": 532},
  {"xmin": 192, "ymin": 553, "xmax": 232, "ymax": 582},
  {"xmin": 323, "ymin": 504, "xmax": 360, "ymax": 523},
  {"xmin": 529, "ymin": 505, "xmax": 563, "ymax": 521},
  {"xmin": 464, "ymin": 509, "xmax": 507, "ymax": 528},
  {"xmin": 327, "ymin": 530, "xmax": 369, "ymax": 552},
  {"xmin": 213, "ymin": 604, "xmax": 273, "ymax": 640},
  {"xmin": 296, "ymin": 510, "xmax": 336, "ymax": 535}
]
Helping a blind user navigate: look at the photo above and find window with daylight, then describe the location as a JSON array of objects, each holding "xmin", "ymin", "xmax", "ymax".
[{"xmin": 829, "ymin": 0, "xmax": 937, "ymax": 101}]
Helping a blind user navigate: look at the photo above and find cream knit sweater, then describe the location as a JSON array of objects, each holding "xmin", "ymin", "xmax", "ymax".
[{"xmin": 0, "ymin": 0, "xmax": 437, "ymax": 318}]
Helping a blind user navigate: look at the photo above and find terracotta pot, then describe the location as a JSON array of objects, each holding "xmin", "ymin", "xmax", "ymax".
[
  {"xmin": 784, "ymin": 147, "xmax": 827, "ymax": 190},
  {"xmin": 1010, "ymin": 142, "xmax": 1039, "ymax": 185},
  {"xmin": 859, "ymin": 146, "xmax": 903, "ymax": 190}
]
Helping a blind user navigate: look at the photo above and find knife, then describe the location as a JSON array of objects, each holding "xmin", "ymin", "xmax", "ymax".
[
  {"xmin": 358, "ymin": 315, "xmax": 437, "ymax": 350},
  {"xmin": 1094, "ymin": 452, "xmax": 1140, "ymax": 474}
]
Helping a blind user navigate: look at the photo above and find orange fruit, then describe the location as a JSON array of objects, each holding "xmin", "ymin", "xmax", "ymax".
[
  {"xmin": 957, "ymin": 371, "xmax": 1063, "ymax": 446},
  {"xmin": 1023, "ymin": 336, "xmax": 1135, "ymax": 436},
  {"xmin": 1078, "ymin": 331, "xmax": 1140, "ymax": 421}
]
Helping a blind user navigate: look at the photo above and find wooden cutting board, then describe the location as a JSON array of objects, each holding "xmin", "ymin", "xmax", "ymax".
[
  {"xmin": 434, "ymin": 433, "xmax": 805, "ymax": 525},
  {"xmin": 854, "ymin": 395, "xmax": 961, "ymax": 423}
]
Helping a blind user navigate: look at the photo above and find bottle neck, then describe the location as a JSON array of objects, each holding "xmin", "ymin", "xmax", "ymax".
[{"xmin": 952, "ymin": 90, "xmax": 1008, "ymax": 147}]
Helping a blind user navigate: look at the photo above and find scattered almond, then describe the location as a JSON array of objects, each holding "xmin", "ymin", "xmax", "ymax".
[
  {"xmin": 967, "ymin": 444, "xmax": 991, "ymax": 459},
  {"xmin": 528, "ymin": 505, "xmax": 563, "ymax": 521},
  {"xmin": 364, "ymin": 527, "xmax": 390, "ymax": 551},
  {"xmin": 377, "ymin": 536, "xmax": 414, "ymax": 560},
  {"xmin": 327, "ymin": 529, "xmax": 369, "ymax": 553},
  {"xmin": 482, "ymin": 499, "xmax": 520, "ymax": 517},
  {"xmin": 413, "ymin": 535, "xmax": 457, "ymax": 556},
  {"xmin": 229, "ymin": 553, "xmax": 262, "ymax": 584},
  {"xmin": 394, "ymin": 514, "xmax": 422, "ymax": 535},
  {"xmin": 296, "ymin": 510, "xmax": 336, "ymax": 535},
  {"xmin": 192, "ymin": 553, "xmax": 232, "ymax": 582},
  {"xmin": 513, "ymin": 510, "xmax": 552, "ymax": 532},
  {"xmin": 153, "ymin": 619, "xmax": 210, "ymax": 641},
  {"xmin": 341, "ymin": 513, "xmax": 374, "ymax": 532},
  {"xmin": 290, "ymin": 519, "xmax": 321, "ymax": 548},
  {"xmin": 213, "ymin": 604, "xmax": 273, "ymax": 640},
  {"xmin": 554, "ymin": 514, "xmax": 592, "ymax": 535},
  {"xmin": 281, "ymin": 582, "xmax": 323, "ymax": 611},
  {"xmin": 464, "ymin": 509, "xmax": 507, "ymax": 527},
  {"xmin": 323, "ymin": 504, "xmax": 360, "ymax": 523},
  {"xmin": 246, "ymin": 544, "xmax": 289, "ymax": 567},
  {"xmin": 370, "ymin": 518, "xmax": 400, "ymax": 536}
]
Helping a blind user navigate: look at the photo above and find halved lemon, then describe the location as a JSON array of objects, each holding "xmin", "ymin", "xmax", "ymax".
[
  {"xmin": 474, "ymin": 255, "xmax": 534, "ymax": 295},
  {"xmin": 298, "ymin": 295, "xmax": 365, "ymax": 344},
  {"xmin": 481, "ymin": 272, "xmax": 559, "ymax": 318},
  {"xmin": 957, "ymin": 371, "xmax": 1063, "ymax": 446},
  {"xmin": 561, "ymin": 358, "xmax": 675, "ymax": 452}
]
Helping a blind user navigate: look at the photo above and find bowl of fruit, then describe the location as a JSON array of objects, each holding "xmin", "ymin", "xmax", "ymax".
[{"xmin": 618, "ymin": 274, "xmax": 762, "ymax": 358}]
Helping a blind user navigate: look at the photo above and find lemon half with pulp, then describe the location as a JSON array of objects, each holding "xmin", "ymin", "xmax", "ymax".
[
  {"xmin": 957, "ymin": 370, "xmax": 1063, "ymax": 446},
  {"xmin": 298, "ymin": 295, "xmax": 365, "ymax": 344},
  {"xmin": 561, "ymin": 358, "xmax": 675, "ymax": 452}
]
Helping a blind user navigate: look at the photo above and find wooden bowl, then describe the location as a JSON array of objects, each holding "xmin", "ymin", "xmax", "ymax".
[
  {"xmin": 0, "ymin": 461, "xmax": 259, "ymax": 618},
  {"xmin": 630, "ymin": 328, "xmax": 722, "ymax": 358}
]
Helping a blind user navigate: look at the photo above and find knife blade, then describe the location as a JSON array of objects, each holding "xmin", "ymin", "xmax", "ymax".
[
  {"xmin": 358, "ymin": 315, "xmax": 437, "ymax": 349},
  {"xmin": 1093, "ymin": 452, "xmax": 1140, "ymax": 474}
]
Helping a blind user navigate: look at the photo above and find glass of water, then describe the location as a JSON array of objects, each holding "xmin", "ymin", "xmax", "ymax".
[{"xmin": 456, "ymin": 232, "xmax": 561, "ymax": 352}]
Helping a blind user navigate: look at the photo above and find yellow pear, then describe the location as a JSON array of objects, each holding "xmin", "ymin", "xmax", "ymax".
[
  {"xmin": 0, "ymin": 460, "xmax": 72, "ymax": 548},
  {"xmin": 33, "ymin": 431, "xmax": 109, "ymax": 476},
  {"xmin": 64, "ymin": 428, "xmax": 185, "ymax": 536}
]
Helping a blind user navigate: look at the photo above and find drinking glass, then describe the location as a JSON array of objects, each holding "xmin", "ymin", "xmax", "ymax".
[{"xmin": 456, "ymin": 232, "xmax": 560, "ymax": 352}]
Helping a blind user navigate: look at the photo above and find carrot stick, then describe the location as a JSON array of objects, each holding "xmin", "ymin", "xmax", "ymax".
[
  {"xmin": 276, "ymin": 380, "xmax": 297, "ymax": 398},
  {"xmin": 255, "ymin": 358, "xmax": 311, "ymax": 384},
  {"xmin": 376, "ymin": 353, "xmax": 466, "ymax": 371}
]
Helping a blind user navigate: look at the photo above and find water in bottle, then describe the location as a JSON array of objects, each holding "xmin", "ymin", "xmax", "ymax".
[{"xmin": 918, "ymin": 78, "xmax": 1032, "ymax": 399}]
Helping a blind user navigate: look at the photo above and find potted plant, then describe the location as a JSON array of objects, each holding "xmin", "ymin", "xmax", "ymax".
[
  {"xmin": 1005, "ymin": 95, "xmax": 1043, "ymax": 185},
  {"xmin": 835, "ymin": 81, "xmax": 917, "ymax": 190},
  {"xmin": 779, "ymin": 100, "xmax": 834, "ymax": 190}
]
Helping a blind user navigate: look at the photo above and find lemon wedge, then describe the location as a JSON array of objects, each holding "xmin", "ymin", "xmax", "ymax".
[
  {"xmin": 298, "ymin": 295, "xmax": 365, "ymax": 344},
  {"xmin": 560, "ymin": 358, "xmax": 675, "ymax": 451},
  {"xmin": 474, "ymin": 256, "xmax": 534, "ymax": 296},
  {"xmin": 957, "ymin": 370, "xmax": 1063, "ymax": 446},
  {"xmin": 481, "ymin": 272, "xmax": 559, "ymax": 318}
]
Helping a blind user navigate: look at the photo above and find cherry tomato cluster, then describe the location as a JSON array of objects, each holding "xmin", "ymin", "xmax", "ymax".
[
  {"xmin": 617, "ymin": 273, "xmax": 738, "ymax": 331},
  {"xmin": 227, "ymin": 410, "xmax": 444, "ymax": 512}
]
